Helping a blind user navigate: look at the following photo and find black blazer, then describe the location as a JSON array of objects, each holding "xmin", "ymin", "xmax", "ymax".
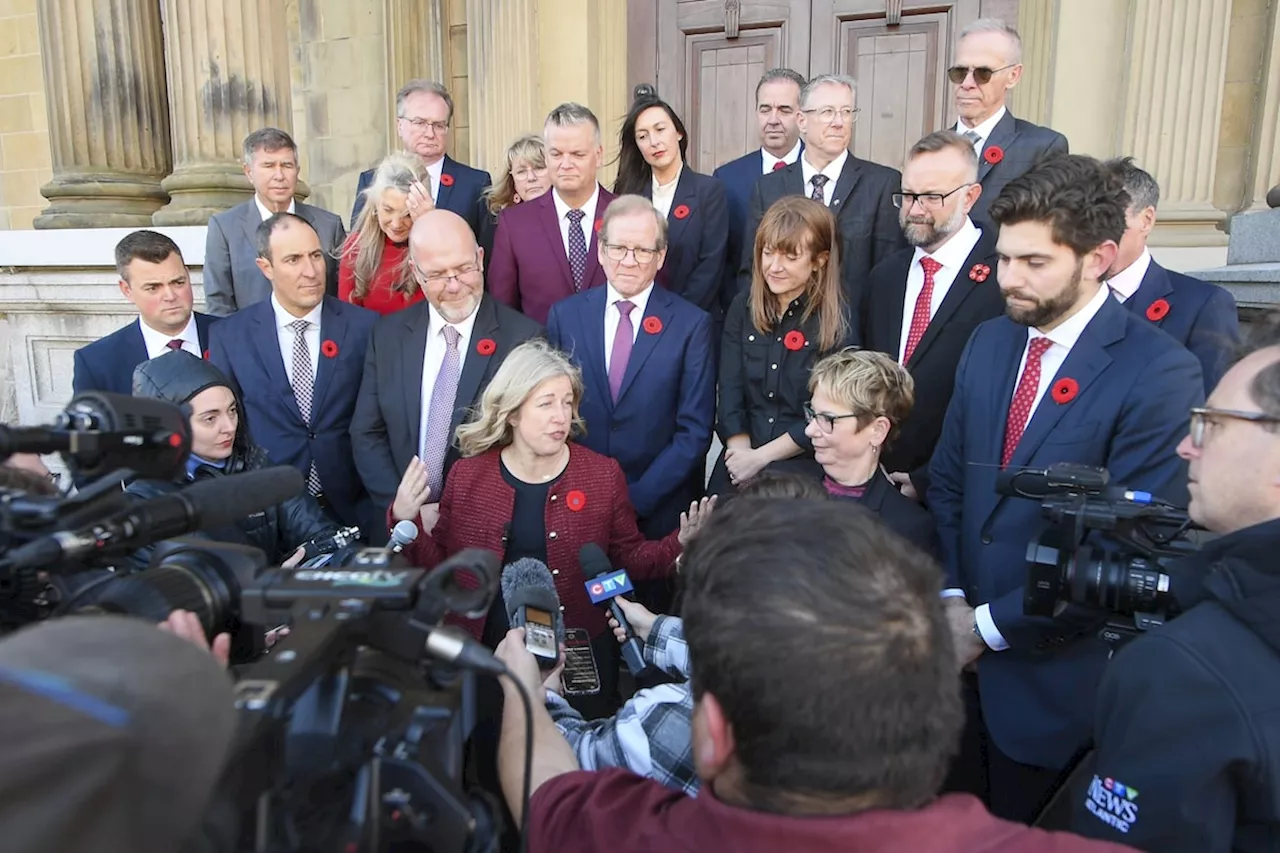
[
  {"xmin": 829, "ymin": 468, "xmax": 939, "ymax": 559},
  {"xmin": 349, "ymin": 294, "xmax": 544, "ymax": 516},
  {"xmin": 967, "ymin": 111, "xmax": 1069, "ymax": 227},
  {"xmin": 72, "ymin": 312, "xmax": 218, "ymax": 396},
  {"xmin": 861, "ymin": 227, "xmax": 1004, "ymax": 491},
  {"xmin": 640, "ymin": 168, "xmax": 730, "ymax": 312},
  {"xmin": 739, "ymin": 153, "xmax": 906, "ymax": 330}
]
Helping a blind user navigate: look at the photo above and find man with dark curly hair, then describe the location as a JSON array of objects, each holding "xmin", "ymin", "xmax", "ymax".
[{"xmin": 928, "ymin": 153, "xmax": 1204, "ymax": 822}]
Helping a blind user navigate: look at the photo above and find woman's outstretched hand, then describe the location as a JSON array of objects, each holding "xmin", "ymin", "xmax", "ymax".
[
  {"xmin": 678, "ymin": 495, "xmax": 717, "ymax": 548},
  {"xmin": 392, "ymin": 456, "xmax": 432, "ymax": 523}
]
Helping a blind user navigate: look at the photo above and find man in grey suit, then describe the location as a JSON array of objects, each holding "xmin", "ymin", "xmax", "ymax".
[
  {"xmin": 203, "ymin": 128, "xmax": 345, "ymax": 316},
  {"xmin": 950, "ymin": 19, "xmax": 1068, "ymax": 226}
]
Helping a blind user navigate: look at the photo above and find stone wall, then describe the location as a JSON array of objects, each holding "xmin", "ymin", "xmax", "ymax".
[{"xmin": 0, "ymin": 0, "xmax": 50, "ymax": 230}]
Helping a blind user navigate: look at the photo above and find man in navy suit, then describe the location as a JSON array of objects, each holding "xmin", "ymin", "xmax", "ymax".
[
  {"xmin": 950, "ymin": 19, "xmax": 1069, "ymax": 227},
  {"xmin": 548, "ymin": 195, "xmax": 715, "ymax": 538},
  {"xmin": 350, "ymin": 80, "xmax": 491, "ymax": 237},
  {"xmin": 928, "ymin": 154, "xmax": 1203, "ymax": 823},
  {"xmin": 1102, "ymin": 157, "xmax": 1239, "ymax": 393},
  {"xmin": 208, "ymin": 213, "xmax": 378, "ymax": 536},
  {"xmin": 73, "ymin": 230, "xmax": 217, "ymax": 396}
]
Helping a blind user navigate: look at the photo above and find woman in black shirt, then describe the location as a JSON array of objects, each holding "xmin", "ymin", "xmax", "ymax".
[{"xmin": 711, "ymin": 196, "xmax": 852, "ymax": 495}]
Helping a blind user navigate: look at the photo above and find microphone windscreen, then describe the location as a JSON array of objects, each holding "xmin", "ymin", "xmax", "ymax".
[
  {"xmin": 181, "ymin": 466, "xmax": 305, "ymax": 531},
  {"xmin": 502, "ymin": 558, "xmax": 564, "ymax": 643},
  {"xmin": 390, "ymin": 519, "xmax": 419, "ymax": 549},
  {"xmin": 578, "ymin": 542, "xmax": 612, "ymax": 578}
]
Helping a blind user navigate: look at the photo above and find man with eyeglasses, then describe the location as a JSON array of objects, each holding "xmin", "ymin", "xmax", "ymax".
[
  {"xmin": 860, "ymin": 130, "xmax": 1006, "ymax": 501},
  {"xmin": 350, "ymin": 208, "xmax": 542, "ymax": 541},
  {"xmin": 1069, "ymin": 326, "xmax": 1280, "ymax": 852},
  {"xmin": 950, "ymin": 19, "xmax": 1068, "ymax": 227},
  {"xmin": 349, "ymin": 79, "xmax": 491, "ymax": 237},
  {"xmin": 547, "ymin": 195, "xmax": 715, "ymax": 543},
  {"xmin": 740, "ymin": 73, "xmax": 906, "ymax": 321}
]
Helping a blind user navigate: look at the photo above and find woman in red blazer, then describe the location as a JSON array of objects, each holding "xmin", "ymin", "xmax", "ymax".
[{"xmin": 390, "ymin": 339, "xmax": 714, "ymax": 715}]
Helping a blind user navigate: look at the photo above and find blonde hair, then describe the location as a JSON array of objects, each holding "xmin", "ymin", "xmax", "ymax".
[
  {"xmin": 455, "ymin": 339, "xmax": 587, "ymax": 457},
  {"xmin": 344, "ymin": 152, "xmax": 424, "ymax": 303},
  {"xmin": 484, "ymin": 134, "xmax": 547, "ymax": 216},
  {"xmin": 750, "ymin": 196, "xmax": 847, "ymax": 351},
  {"xmin": 808, "ymin": 348, "xmax": 915, "ymax": 444}
]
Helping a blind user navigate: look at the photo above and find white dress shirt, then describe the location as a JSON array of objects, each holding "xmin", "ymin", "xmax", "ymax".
[
  {"xmin": 956, "ymin": 105, "xmax": 1007, "ymax": 151},
  {"xmin": 897, "ymin": 217, "xmax": 983, "ymax": 362},
  {"xmin": 552, "ymin": 185, "xmax": 602, "ymax": 260},
  {"xmin": 1105, "ymin": 248, "xmax": 1152, "ymax": 304},
  {"xmin": 761, "ymin": 140, "xmax": 802, "ymax": 174},
  {"xmin": 603, "ymin": 282, "xmax": 654, "ymax": 373},
  {"xmin": 417, "ymin": 302, "xmax": 480, "ymax": 456},
  {"xmin": 800, "ymin": 149, "xmax": 849, "ymax": 207},
  {"xmin": 651, "ymin": 166, "xmax": 682, "ymax": 219},
  {"xmin": 271, "ymin": 294, "xmax": 322, "ymax": 387},
  {"xmin": 138, "ymin": 313, "xmax": 201, "ymax": 359},
  {"xmin": 424, "ymin": 156, "xmax": 445, "ymax": 201},
  {"xmin": 254, "ymin": 195, "xmax": 297, "ymax": 221}
]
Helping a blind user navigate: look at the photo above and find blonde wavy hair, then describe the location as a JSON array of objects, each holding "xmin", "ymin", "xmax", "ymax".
[
  {"xmin": 808, "ymin": 347, "xmax": 915, "ymax": 445},
  {"xmin": 455, "ymin": 339, "xmax": 587, "ymax": 457},
  {"xmin": 343, "ymin": 152, "xmax": 424, "ymax": 303},
  {"xmin": 482, "ymin": 134, "xmax": 548, "ymax": 216}
]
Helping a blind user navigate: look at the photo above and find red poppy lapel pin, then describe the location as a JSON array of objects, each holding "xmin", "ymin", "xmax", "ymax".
[
  {"xmin": 969, "ymin": 263, "xmax": 991, "ymax": 283},
  {"xmin": 594, "ymin": 218, "xmax": 603, "ymax": 234},
  {"xmin": 1052, "ymin": 378, "xmax": 1079, "ymax": 404},
  {"xmin": 202, "ymin": 349, "xmax": 210, "ymax": 360},
  {"xmin": 784, "ymin": 330, "xmax": 806, "ymax": 351},
  {"xmin": 983, "ymin": 146, "xmax": 1004, "ymax": 165},
  {"xmin": 642, "ymin": 316, "xmax": 663, "ymax": 335},
  {"xmin": 476, "ymin": 338, "xmax": 497, "ymax": 356},
  {"xmin": 1146, "ymin": 299, "xmax": 1170, "ymax": 322},
  {"xmin": 673, "ymin": 204, "xmax": 691, "ymax": 220},
  {"xmin": 565, "ymin": 489, "xmax": 587, "ymax": 512},
  {"xmin": 321, "ymin": 339, "xmax": 339, "ymax": 358},
  {"xmin": 439, "ymin": 173, "xmax": 454, "ymax": 187}
]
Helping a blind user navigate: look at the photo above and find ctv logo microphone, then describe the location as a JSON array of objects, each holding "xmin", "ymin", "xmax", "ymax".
[{"xmin": 584, "ymin": 569, "xmax": 634, "ymax": 604}]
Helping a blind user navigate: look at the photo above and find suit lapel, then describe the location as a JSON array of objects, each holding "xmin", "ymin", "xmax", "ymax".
[
  {"xmin": 664, "ymin": 171, "xmax": 697, "ymax": 247},
  {"xmin": 250, "ymin": 303, "xmax": 304, "ymax": 423},
  {"xmin": 578, "ymin": 288, "xmax": 611, "ymax": 411},
  {"xmin": 194, "ymin": 314, "xmax": 213, "ymax": 352},
  {"xmin": 537, "ymin": 193, "xmax": 576, "ymax": 289},
  {"xmin": 581, "ymin": 187, "xmax": 613, "ymax": 289},
  {"xmin": 876, "ymin": 252, "xmax": 914, "ymax": 356},
  {"xmin": 906, "ymin": 234, "xmax": 997, "ymax": 368},
  {"xmin": 779, "ymin": 161, "xmax": 806, "ymax": 197},
  {"xmin": 435, "ymin": 155, "xmax": 457, "ymax": 211},
  {"xmin": 1125, "ymin": 260, "xmax": 1174, "ymax": 327},
  {"xmin": 311, "ymin": 298, "xmax": 346, "ymax": 412},
  {"xmin": 828, "ymin": 153, "xmax": 863, "ymax": 216},
  {"xmin": 616, "ymin": 287, "xmax": 671, "ymax": 404},
  {"xmin": 452, "ymin": 296, "xmax": 500, "ymax": 436},
  {"xmin": 126, "ymin": 321, "xmax": 148, "ymax": 368},
  {"xmin": 401, "ymin": 303, "xmax": 431, "ymax": 439},
  {"xmin": 240, "ymin": 200, "xmax": 262, "ymax": 248},
  {"xmin": 982, "ymin": 321, "xmax": 1028, "ymax": 470},
  {"xmin": 978, "ymin": 111, "xmax": 1020, "ymax": 183}
]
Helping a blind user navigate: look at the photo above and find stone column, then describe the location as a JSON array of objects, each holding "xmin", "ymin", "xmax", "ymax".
[
  {"xmin": 33, "ymin": 0, "xmax": 172, "ymax": 229},
  {"xmin": 467, "ymin": 0, "xmax": 540, "ymax": 174},
  {"xmin": 1120, "ymin": 0, "xmax": 1232, "ymax": 246},
  {"xmin": 1014, "ymin": 0, "xmax": 1055, "ymax": 127},
  {"xmin": 153, "ymin": 0, "xmax": 295, "ymax": 225},
  {"xmin": 1247, "ymin": 2, "xmax": 1280, "ymax": 211}
]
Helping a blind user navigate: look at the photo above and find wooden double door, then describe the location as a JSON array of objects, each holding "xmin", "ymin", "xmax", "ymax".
[{"xmin": 629, "ymin": 0, "xmax": 1018, "ymax": 173}]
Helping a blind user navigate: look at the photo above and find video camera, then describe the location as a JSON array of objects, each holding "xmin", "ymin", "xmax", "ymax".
[{"xmin": 1000, "ymin": 463, "xmax": 1202, "ymax": 645}]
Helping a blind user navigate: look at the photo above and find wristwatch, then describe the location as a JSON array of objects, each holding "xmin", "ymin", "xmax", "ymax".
[{"xmin": 972, "ymin": 621, "xmax": 985, "ymax": 645}]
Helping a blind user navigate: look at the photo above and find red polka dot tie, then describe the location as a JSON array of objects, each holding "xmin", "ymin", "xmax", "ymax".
[
  {"xmin": 903, "ymin": 256, "xmax": 943, "ymax": 364},
  {"xmin": 1001, "ymin": 337, "xmax": 1053, "ymax": 468}
]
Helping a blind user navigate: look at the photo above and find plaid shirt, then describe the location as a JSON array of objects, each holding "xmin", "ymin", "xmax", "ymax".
[{"xmin": 547, "ymin": 615, "xmax": 699, "ymax": 796}]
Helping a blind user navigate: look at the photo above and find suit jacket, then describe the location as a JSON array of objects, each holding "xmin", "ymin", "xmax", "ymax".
[
  {"xmin": 72, "ymin": 313, "xmax": 218, "ymax": 396},
  {"xmin": 640, "ymin": 169, "xmax": 729, "ymax": 312},
  {"xmin": 927, "ymin": 296, "xmax": 1204, "ymax": 770},
  {"xmin": 968, "ymin": 111, "xmax": 1069, "ymax": 227},
  {"xmin": 1124, "ymin": 260, "xmax": 1239, "ymax": 394},
  {"xmin": 203, "ymin": 199, "xmax": 346, "ymax": 317},
  {"xmin": 713, "ymin": 149, "xmax": 764, "ymax": 316},
  {"xmin": 740, "ymin": 154, "xmax": 906, "ymax": 330},
  {"xmin": 350, "ymin": 154, "xmax": 492, "ymax": 236},
  {"xmin": 547, "ymin": 285, "xmax": 715, "ymax": 536},
  {"xmin": 207, "ymin": 296, "xmax": 378, "ymax": 534},
  {"xmin": 861, "ymin": 228, "xmax": 1005, "ymax": 488},
  {"xmin": 829, "ymin": 468, "xmax": 939, "ymax": 558},
  {"xmin": 488, "ymin": 186, "xmax": 617, "ymax": 325},
  {"xmin": 349, "ymin": 294, "xmax": 544, "ymax": 516}
]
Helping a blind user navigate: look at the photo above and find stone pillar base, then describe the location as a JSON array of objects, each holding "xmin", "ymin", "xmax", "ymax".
[
  {"xmin": 1152, "ymin": 204, "xmax": 1231, "ymax": 248},
  {"xmin": 35, "ymin": 173, "xmax": 169, "ymax": 229},
  {"xmin": 153, "ymin": 167, "xmax": 253, "ymax": 226}
]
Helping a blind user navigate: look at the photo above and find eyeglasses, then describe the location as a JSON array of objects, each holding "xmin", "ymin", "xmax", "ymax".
[
  {"xmin": 401, "ymin": 116, "xmax": 450, "ymax": 134},
  {"xmin": 803, "ymin": 401, "xmax": 863, "ymax": 434},
  {"xmin": 800, "ymin": 106, "xmax": 860, "ymax": 124},
  {"xmin": 1188, "ymin": 406, "xmax": 1280, "ymax": 449},
  {"xmin": 602, "ymin": 243, "xmax": 660, "ymax": 264},
  {"xmin": 892, "ymin": 184, "xmax": 974, "ymax": 210},
  {"xmin": 417, "ymin": 264, "xmax": 481, "ymax": 288},
  {"xmin": 512, "ymin": 166, "xmax": 548, "ymax": 180},
  {"xmin": 947, "ymin": 64, "xmax": 1017, "ymax": 85}
]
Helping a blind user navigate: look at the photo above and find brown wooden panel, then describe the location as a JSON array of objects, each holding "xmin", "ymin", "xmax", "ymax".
[{"xmin": 689, "ymin": 34, "xmax": 781, "ymax": 171}]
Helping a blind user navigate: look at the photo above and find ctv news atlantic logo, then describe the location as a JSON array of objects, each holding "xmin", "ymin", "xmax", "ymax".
[
  {"xmin": 1084, "ymin": 774, "xmax": 1141, "ymax": 834},
  {"xmin": 584, "ymin": 570, "xmax": 634, "ymax": 604}
]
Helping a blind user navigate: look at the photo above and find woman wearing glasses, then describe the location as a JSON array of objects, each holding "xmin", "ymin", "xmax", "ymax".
[
  {"xmin": 613, "ymin": 85, "xmax": 729, "ymax": 313},
  {"xmin": 477, "ymin": 134, "xmax": 550, "ymax": 266},
  {"xmin": 339, "ymin": 153, "xmax": 428, "ymax": 316},
  {"xmin": 711, "ymin": 196, "xmax": 854, "ymax": 495},
  {"xmin": 805, "ymin": 348, "xmax": 938, "ymax": 554}
]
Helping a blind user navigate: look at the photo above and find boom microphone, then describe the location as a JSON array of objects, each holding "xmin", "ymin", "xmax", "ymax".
[
  {"xmin": 578, "ymin": 543, "xmax": 647, "ymax": 676},
  {"xmin": 502, "ymin": 558, "xmax": 565, "ymax": 669}
]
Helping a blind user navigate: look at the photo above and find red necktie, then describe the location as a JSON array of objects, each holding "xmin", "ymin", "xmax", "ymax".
[
  {"xmin": 1001, "ymin": 337, "xmax": 1053, "ymax": 468},
  {"xmin": 903, "ymin": 256, "xmax": 943, "ymax": 363},
  {"xmin": 165, "ymin": 339, "xmax": 184, "ymax": 351},
  {"xmin": 772, "ymin": 161, "xmax": 786, "ymax": 171}
]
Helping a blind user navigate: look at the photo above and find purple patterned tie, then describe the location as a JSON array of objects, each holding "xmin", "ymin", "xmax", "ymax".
[
  {"xmin": 287, "ymin": 319, "xmax": 323, "ymax": 496},
  {"xmin": 421, "ymin": 324, "xmax": 461, "ymax": 499},
  {"xmin": 809, "ymin": 174, "xmax": 829, "ymax": 203},
  {"xmin": 608, "ymin": 300, "xmax": 635, "ymax": 402},
  {"xmin": 566, "ymin": 208, "xmax": 587, "ymax": 290}
]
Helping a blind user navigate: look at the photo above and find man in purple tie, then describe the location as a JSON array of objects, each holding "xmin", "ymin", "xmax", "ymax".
[
  {"xmin": 547, "ymin": 195, "xmax": 715, "ymax": 539},
  {"xmin": 489, "ymin": 103, "xmax": 617, "ymax": 324}
]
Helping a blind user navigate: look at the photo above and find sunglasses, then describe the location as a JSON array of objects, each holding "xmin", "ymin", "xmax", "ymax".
[{"xmin": 947, "ymin": 64, "xmax": 1017, "ymax": 85}]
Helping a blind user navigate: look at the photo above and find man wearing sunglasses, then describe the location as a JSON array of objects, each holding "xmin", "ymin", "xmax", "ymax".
[
  {"xmin": 1072, "ymin": 330, "xmax": 1280, "ymax": 852},
  {"xmin": 950, "ymin": 19, "xmax": 1068, "ymax": 227}
]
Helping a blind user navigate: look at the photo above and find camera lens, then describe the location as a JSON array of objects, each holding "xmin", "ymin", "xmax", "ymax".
[{"xmin": 77, "ymin": 554, "xmax": 235, "ymax": 635}]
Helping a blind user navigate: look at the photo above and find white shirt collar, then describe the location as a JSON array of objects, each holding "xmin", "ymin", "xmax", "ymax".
[
  {"xmin": 957, "ymin": 105, "xmax": 1007, "ymax": 143},
  {"xmin": 1105, "ymin": 248, "xmax": 1152, "ymax": 303},
  {"xmin": 427, "ymin": 301, "xmax": 480, "ymax": 342},
  {"xmin": 255, "ymin": 195, "xmax": 297, "ymax": 221},
  {"xmin": 270, "ymin": 292, "xmax": 323, "ymax": 331},
  {"xmin": 1030, "ymin": 283, "xmax": 1111, "ymax": 351},
  {"xmin": 553, "ymin": 184, "xmax": 602, "ymax": 223},
  {"xmin": 801, "ymin": 148, "xmax": 849, "ymax": 185},
  {"xmin": 761, "ymin": 139, "xmax": 803, "ymax": 173},
  {"xmin": 912, "ymin": 217, "xmax": 982, "ymax": 271},
  {"xmin": 652, "ymin": 164, "xmax": 682, "ymax": 195},
  {"xmin": 137, "ymin": 312, "xmax": 198, "ymax": 356},
  {"xmin": 605, "ymin": 282, "xmax": 654, "ymax": 316}
]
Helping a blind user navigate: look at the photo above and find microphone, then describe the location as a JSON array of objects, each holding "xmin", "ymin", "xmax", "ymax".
[
  {"xmin": 578, "ymin": 543, "xmax": 647, "ymax": 676},
  {"xmin": 388, "ymin": 519, "xmax": 419, "ymax": 554},
  {"xmin": 299, "ymin": 525, "xmax": 361, "ymax": 562},
  {"xmin": 996, "ymin": 464, "xmax": 1162, "ymax": 506},
  {"xmin": 0, "ymin": 466, "xmax": 305, "ymax": 572},
  {"xmin": 502, "ymin": 558, "xmax": 565, "ymax": 669}
]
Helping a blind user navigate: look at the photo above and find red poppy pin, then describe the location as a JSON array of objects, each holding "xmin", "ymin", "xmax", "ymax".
[
  {"xmin": 1146, "ymin": 298, "xmax": 1170, "ymax": 322},
  {"xmin": 439, "ymin": 173, "xmax": 454, "ymax": 187},
  {"xmin": 673, "ymin": 204, "xmax": 691, "ymax": 220},
  {"xmin": 642, "ymin": 316, "xmax": 663, "ymax": 335},
  {"xmin": 476, "ymin": 338, "xmax": 497, "ymax": 356},
  {"xmin": 969, "ymin": 263, "xmax": 991, "ymax": 283},
  {"xmin": 983, "ymin": 146, "xmax": 1004, "ymax": 165},
  {"xmin": 1052, "ymin": 377, "xmax": 1079, "ymax": 405},
  {"xmin": 321, "ymin": 339, "xmax": 339, "ymax": 358},
  {"xmin": 565, "ymin": 489, "xmax": 587, "ymax": 512},
  {"xmin": 202, "ymin": 349, "xmax": 210, "ymax": 360},
  {"xmin": 594, "ymin": 218, "xmax": 603, "ymax": 234},
  {"xmin": 784, "ymin": 330, "xmax": 806, "ymax": 351}
]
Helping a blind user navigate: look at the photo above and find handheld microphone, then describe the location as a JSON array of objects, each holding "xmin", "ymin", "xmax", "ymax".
[
  {"xmin": 578, "ymin": 543, "xmax": 647, "ymax": 676},
  {"xmin": 388, "ymin": 519, "xmax": 419, "ymax": 554},
  {"xmin": 0, "ymin": 466, "xmax": 305, "ymax": 573},
  {"xmin": 502, "ymin": 559, "xmax": 565, "ymax": 670}
]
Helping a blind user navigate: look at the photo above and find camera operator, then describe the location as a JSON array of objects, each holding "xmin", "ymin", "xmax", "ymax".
[
  {"xmin": 1071, "ymin": 331, "xmax": 1280, "ymax": 852},
  {"xmin": 493, "ymin": 497, "xmax": 1135, "ymax": 852}
]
